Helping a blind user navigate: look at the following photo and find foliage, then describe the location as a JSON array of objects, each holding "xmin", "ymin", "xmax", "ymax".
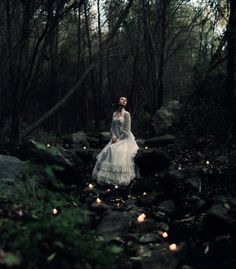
[{"xmin": 0, "ymin": 163, "xmax": 120, "ymax": 269}]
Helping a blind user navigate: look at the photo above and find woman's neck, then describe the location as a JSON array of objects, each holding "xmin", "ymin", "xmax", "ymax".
[{"xmin": 118, "ymin": 106, "xmax": 125, "ymax": 112}]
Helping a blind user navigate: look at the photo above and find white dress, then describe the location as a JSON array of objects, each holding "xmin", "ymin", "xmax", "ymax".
[{"xmin": 92, "ymin": 108, "xmax": 139, "ymax": 186}]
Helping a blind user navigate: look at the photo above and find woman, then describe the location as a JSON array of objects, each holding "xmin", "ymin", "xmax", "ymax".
[{"xmin": 92, "ymin": 97, "xmax": 139, "ymax": 186}]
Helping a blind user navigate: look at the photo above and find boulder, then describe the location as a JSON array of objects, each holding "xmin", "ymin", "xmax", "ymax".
[
  {"xmin": 72, "ymin": 131, "xmax": 90, "ymax": 147},
  {"xmin": 145, "ymin": 135, "xmax": 176, "ymax": 147},
  {"xmin": 17, "ymin": 139, "xmax": 72, "ymax": 167},
  {"xmin": 135, "ymin": 148, "xmax": 171, "ymax": 175},
  {"xmin": 157, "ymin": 199, "xmax": 176, "ymax": 216},
  {"xmin": 0, "ymin": 155, "xmax": 26, "ymax": 183},
  {"xmin": 152, "ymin": 100, "xmax": 181, "ymax": 135},
  {"xmin": 96, "ymin": 211, "xmax": 130, "ymax": 238}
]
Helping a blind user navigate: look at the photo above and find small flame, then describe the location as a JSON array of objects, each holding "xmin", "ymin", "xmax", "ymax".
[
  {"xmin": 169, "ymin": 243, "xmax": 177, "ymax": 251},
  {"xmin": 162, "ymin": 232, "xmax": 168, "ymax": 238},
  {"xmin": 52, "ymin": 208, "xmax": 58, "ymax": 215},
  {"xmin": 88, "ymin": 183, "xmax": 94, "ymax": 189},
  {"xmin": 137, "ymin": 213, "xmax": 146, "ymax": 222},
  {"xmin": 96, "ymin": 198, "xmax": 102, "ymax": 204}
]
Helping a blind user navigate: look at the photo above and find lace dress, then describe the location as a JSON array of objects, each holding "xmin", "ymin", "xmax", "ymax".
[{"xmin": 92, "ymin": 108, "xmax": 139, "ymax": 186}]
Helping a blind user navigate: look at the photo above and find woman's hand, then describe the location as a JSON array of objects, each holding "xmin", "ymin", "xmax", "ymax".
[{"xmin": 112, "ymin": 137, "xmax": 117, "ymax": 143}]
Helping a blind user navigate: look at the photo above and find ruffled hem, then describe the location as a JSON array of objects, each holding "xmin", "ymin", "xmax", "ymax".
[{"xmin": 92, "ymin": 160, "xmax": 137, "ymax": 186}]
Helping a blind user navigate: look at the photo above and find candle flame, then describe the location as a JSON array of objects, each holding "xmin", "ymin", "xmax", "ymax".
[
  {"xmin": 169, "ymin": 243, "xmax": 177, "ymax": 251},
  {"xmin": 88, "ymin": 183, "xmax": 94, "ymax": 189},
  {"xmin": 162, "ymin": 232, "xmax": 168, "ymax": 238},
  {"xmin": 137, "ymin": 213, "xmax": 146, "ymax": 222},
  {"xmin": 52, "ymin": 208, "xmax": 58, "ymax": 215},
  {"xmin": 96, "ymin": 198, "xmax": 102, "ymax": 204}
]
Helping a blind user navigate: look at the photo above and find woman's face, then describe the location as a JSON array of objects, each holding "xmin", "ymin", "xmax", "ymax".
[{"xmin": 118, "ymin": 97, "xmax": 127, "ymax": 107}]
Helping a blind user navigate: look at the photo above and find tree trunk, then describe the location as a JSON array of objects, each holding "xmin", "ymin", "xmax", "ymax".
[
  {"xmin": 225, "ymin": 0, "xmax": 236, "ymax": 115},
  {"xmin": 22, "ymin": 0, "xmax": 134, "ymax": 137}
]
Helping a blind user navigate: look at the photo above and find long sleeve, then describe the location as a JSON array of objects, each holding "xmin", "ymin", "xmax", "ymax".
[{"xmin": 118, "ymin": 112, "xmax": 131, "ymax": 140}]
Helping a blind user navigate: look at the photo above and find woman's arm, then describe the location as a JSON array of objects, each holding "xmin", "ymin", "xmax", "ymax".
[{"xmin": 117, "ymin": 112, "xmax": 131, "ymax": 140}]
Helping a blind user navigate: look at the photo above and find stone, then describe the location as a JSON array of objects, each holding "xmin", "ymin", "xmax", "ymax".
[
  {"xmin": 72, "ymin": 131, "xmax": 90, "ymax": 147},
  {"xmin": 135, "ymin": 148, "xmax": 171, "ymax": 175},
  {"xmin": 96, "ymin": 211, "xmax": 130, "ymax": 237},
  {"xmin": 145, "ymin": 135, "xmax": 176, "ymax": 147},
  {"xmin": 152, "ymin": 100, "xmax": 182, "ymax": 135},
  {"xmin": 0, "ymin": 155, "xmax": 26, "ymax": 183},
  {"xmin": 157, "ymin": 199, "xmax": 175, "ymax": 216}
]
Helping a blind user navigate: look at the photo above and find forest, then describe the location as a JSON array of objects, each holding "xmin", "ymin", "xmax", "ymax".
[{"xmin": 0, "ymin": 0, "xmax": 236, "ymax": 268}]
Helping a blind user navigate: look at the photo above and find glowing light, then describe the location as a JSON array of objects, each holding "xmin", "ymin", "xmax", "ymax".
[
  {"xmin": 178, "ymin": 166, "xmax": 182, "ymax": 170},
  {"xmin": 169, "ymin": 243, "xmax": 177, "ymax": 251},
  {"xmin": 137, "ymin": 213, "xmax": 146, "ymax": 222},
  {"xmin": 162, "ymin": 232, "xmax": 168, "ymax": 238},
  {"xmin": 143, "ymin": 192, "xmax": 147, "ymax": 196},
  {"xmin": 115, "ymin": 185, "xmax": 118, "ymax": 189},
  {"xmin": 83, "ymin": 146, "xmax": 87, "ymax": 149},
  {"xmin": 145, "ymin": 146, "xmax": 148, "ymax": 149},
  {"xmin": 206, "ymin": 160, "xmax": 210, "ymax": 165},
  {"xmin": 47, "ymin": 144, "xmax": 50, "ymax": 147},
  {"xmin": 107, "ymin": 189, "xmax": 110, "ymax": 192},
  {"xmin": 88, "ymin": 183, "xmax": 94, "ymax": 189},
  {"xmin": 96, "ymin": 198, "xmax": 102, "ymax": 204},
  {"xmin": 52, "ymin": 208, "xmax": 58, "ymax": 215}
]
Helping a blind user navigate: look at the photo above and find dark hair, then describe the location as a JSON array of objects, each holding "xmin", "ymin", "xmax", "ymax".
[{"xmin": 112, "ymin": 96, "xmax": 128, "ymax": 111}]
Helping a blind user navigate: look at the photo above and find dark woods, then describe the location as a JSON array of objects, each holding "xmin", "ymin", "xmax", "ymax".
[{"xmin": 0, "ymin": 0, "xmax": 235, "ymax": 143}]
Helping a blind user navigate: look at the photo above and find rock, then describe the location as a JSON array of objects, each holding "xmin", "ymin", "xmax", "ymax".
[
  {"xmin": 135, "ymin": 148, "xmax": 171, "ymax": 175},
  {"xmin": 182, "ymin": 195, "xmax": 208, "ymax": 214},
  {"xmin": 138, "ymin": 193, "xmax": 157, "ymax": 207},
  {"xmin": 0, "ymin": 155, "xmax": 26, "ymax": 183},
  {"xmin": 130, "ymin": 176, "xmax": 158, "ymax": 195},
  {"xmin": 134, "ymin": 244, "xmax": 183, "ymax": 269},
  {"xmin": 138, "ymin": 233, "xmax": 161, "ymax": 243},
  {"xmin": 96, "ymin": 211, "xmax": 130, "ymax": 238},
  {"xmin": 145, "ymin": 135, "xmax": 176, "ymax": 147},
  {"xmin": 133, "ymin": 218, "xmax": 156, "ymax": 233},
  {"xmin": 159, "ymin": 170, "xmax": 187, "ymax": 195},
  {"xmin": 152, "ymin": 100, "xmax": 182, "ymax": 135},
  {"xmin": 90, "ymin": 202, "xmax": 111, "ymax": 214},
  {"xmin": 87, "ymin": 136, "xmax": 100, "ymax": 148},
  {"xmin": 99, "ymin": 132, "xmax": 111, "ymax": 145},
  {"xmin": 157, "ymin": 199, "xmax": 175, "ymax": 216},
  {"xmin": 72, "ymin": 131, "xmax": 90, "ymax": 147},
  {"xmin": 136, "ymin": 139, "xmax": 145, "ymax": 148},
  {"xmin": 205, "ymin": 195, "xmax": 236, "ymax": 232},
  {"xmin": 17, "ymin": 139, "xmax": 72, "ymax": 167},
  {"xmin": 184, "ymin": 177, "xmax": 201, "ymax": 192}
]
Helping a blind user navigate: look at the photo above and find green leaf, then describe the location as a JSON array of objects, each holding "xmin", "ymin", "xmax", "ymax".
[
  {"xmin": 3, "ymin": 253, "xmax": 21, "ymax": 267},
  {"xmin": 47, "ymin": 252, "xmax": 56, "ymax": 262},
  {"xmin": 110, "ymin": 245, "xmax": 123, "ymax": 254}
]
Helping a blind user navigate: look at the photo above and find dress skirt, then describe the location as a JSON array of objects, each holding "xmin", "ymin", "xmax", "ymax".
[{"xmin": 92, "ymin": 133, "xmax": 139, "ymax": 186}]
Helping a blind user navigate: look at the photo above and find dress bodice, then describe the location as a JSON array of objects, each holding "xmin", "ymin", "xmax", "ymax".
[{"xmin": 110, "ymin": 109, "xmax": 132, "ymax": 140}]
